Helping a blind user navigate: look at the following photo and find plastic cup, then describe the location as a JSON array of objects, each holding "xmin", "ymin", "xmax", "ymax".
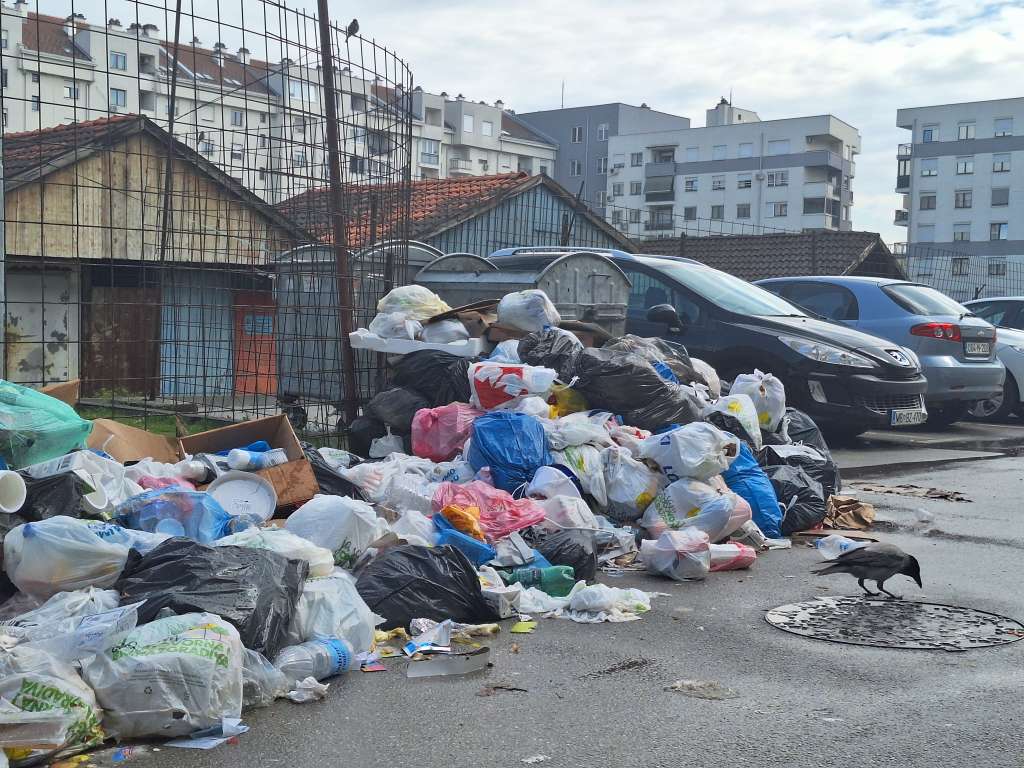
[{"xmin": 0, "ymin": 470, "xmax": 26, "ymax": 513}]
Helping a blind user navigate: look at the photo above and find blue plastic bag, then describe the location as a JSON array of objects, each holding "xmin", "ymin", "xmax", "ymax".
[
  {"xmin": 467, "ymin": 412, "xmax": 552, "ymax": 493},
  {"xmin": 115, "ymin": 489, "xmax": 254, "ymax": 544},
  {"xmin": 433, "ymin": 514, "xmax": 497, "ymax": 566},
  {"xmin": 722, "ymin": 442, "xmax": 782, "ymax": 538}
]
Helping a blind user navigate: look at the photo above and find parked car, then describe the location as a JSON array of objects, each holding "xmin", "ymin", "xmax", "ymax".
[
  {"xmin": 962, "ymin": 297, "xmax": 1024, "ymax": 420},
  {"xmin": 488, "ymin": 248, "xmax": 928, "ymax": 437},
  {"xmin": 757, "ymin": 276, "xmax": 1004, "ymax": 427}
]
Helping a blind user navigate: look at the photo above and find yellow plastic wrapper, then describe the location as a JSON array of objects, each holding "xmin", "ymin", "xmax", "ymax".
[
  {"xmin": 551, "ymin": 384, "xmax": 588, "ymax": 417},
  {"xmin": 440, "ymin": 504, "xmax": 486, "ymax": 541}
]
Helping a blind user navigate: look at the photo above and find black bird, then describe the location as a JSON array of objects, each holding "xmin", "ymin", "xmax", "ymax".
[
  {"xmin": 345, "ymin": 18, "xmax": 359, "ymax": 40},
  {"xmin": 812, "ymin": 542, "xmax": 922, "ymax": 599}
]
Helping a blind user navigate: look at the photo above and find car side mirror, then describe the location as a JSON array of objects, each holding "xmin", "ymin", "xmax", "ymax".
[{"xmin": 646, "ymin": 303, "xmax": 685, "ymax": 333}]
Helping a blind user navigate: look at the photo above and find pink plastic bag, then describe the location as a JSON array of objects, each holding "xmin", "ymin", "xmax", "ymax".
[
  {"xmin": 433, "ymin": 481, "xmax": 546, "ymax": 542},
  {"xmin": 411, "ymin": 403, "xmax": 482, "ymax": 462},
  {"xmin": 137, "ymin": 475, "xmax": 197, "ymax": 492},
  {"xmin": 709, "ymin": 542, "xmax": 757, "ymax": 571}
]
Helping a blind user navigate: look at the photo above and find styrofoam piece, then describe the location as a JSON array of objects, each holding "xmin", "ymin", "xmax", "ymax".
[
  {"xmin": 206, "ymin": 470, "xmax": 278, "ymax": 521},
  {"xmin": 349, "ymin": 329, "xmax": 490, "ymax": 358}
]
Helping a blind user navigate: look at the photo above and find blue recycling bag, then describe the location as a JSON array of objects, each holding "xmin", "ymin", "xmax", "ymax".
[
  {"xmin": 433, "ymin": 513, "xmax": 497, "ymax": 566},
  {"xmin": 467, "ymin": 412, "xmax": 551, "ymax": 493},
  {"xmin": 721, "ymin": 442, "xmax": 783, "ymax": 538}
]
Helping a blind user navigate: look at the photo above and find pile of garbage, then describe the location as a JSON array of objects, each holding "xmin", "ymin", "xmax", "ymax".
[{"xmin": 0, "ymin": 287, "xmax": 844, "ymax": 764}]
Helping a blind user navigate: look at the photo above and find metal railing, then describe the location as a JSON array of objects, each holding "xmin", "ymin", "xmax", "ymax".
[
  {"xmin": 448, "ymin": 157, "xmax": 472, "ymax": 172},
  {"xmin": 898, "ymin": 143, "xmax": 913, "ymax": 157}
]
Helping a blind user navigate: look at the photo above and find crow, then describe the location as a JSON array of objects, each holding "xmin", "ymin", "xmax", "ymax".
[
  {"xmin": 345, "ymin": 18, "xmax": 359, "ymax": 40},
  {"xmin": 812, "ymin": 542, "xmax": 922, "ymax": 599}
]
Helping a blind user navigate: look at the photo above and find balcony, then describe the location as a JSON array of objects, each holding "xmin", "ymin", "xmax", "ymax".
[
  {"xmin": 803, "ymin": 181, "xmax": 840, "ymax": 199},
  {"xmin": 892, "ymin": 242, "xmax": 907, "ymax": 256},
  {"xmin": 419, "ymin": 152, "xmax": 439, "ymax": 166},
  {"xmin": 448, "ymin": 157, "xmax": 473, "ymax": 175},
  {"xmin": 644, "ymin": 220, "xmax": 675, "ymax": 231},
  {"xmin": 896, "ymin": 174, "xmax": 910, "ymax": 192},
  {"xmin": 898, "ymin": 143, "xmax": 913, "ymax": 157},
  {"xmin": 644, "ymin": 161, "xmax": 677, "ymax": 177},
  {"xmin": 894, "ymin": 209, "xmax": 908, "ymax": 226}
]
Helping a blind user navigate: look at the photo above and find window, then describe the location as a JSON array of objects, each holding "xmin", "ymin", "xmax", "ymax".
[
  {"xmin": 684, "ymin": 177, "xmax": 697, "ymax": 192},
  {"xmin": 139, "ymin": 92, "xmax": 155, "ymax": 111},
  {"xmin": 737, "ymin": 173, "xmax": 752, "ymax": 189},
  {"xmin": 596, "ymin": 156, "xmax": 608, "ymax": 174},
  {"xmin": 920, "ymin": 158, "xmax": 937, "ymax": 176},
  {"xmin": 110, "ymin": 51, "xmax": 127, "ymax": 70},
  {"xmin": 991, "ymin": 222, "xmax": 1009, "ymax": 240},
  {"xmin": 349, "ymin": 156, "xmax": 366, "ymax": 174},
  {"xmin": 994, "ymin": 117, "xmax": 1013, "ymax": 137},
  {"xmin": 989, "ymin": 259, "xmax": 1007, "ymax": 277},
  {"xmin": 109, "ymin": 87, "xmax": 127, "ymax": 108},
  {"xmin": 653, "ymin": 148, "xmax": 675, "ymax": 163},
  {"xmin": 769, "ymin": 201, "xmax": 788, "ymax": 217},
  {"xmin": 738, "ymin": 142, "xmax": 753, "ymax": 158},
  {"xmin": 611, "ymin": 209, "xmax": 624, "ymax": 225},
  {"xmin": 63, "ymin": 82, "xmax": 79, "ymax": 100},
  {"xmin": 710, "ymin": 204, "xmax": 724, "ymax": 220},
  {"xmin": 612, "ymin": 182, "xmax": 624, "ymax": 196},
  {"xmin": 258, "ymin": 135, "xmax": 269, "ymax": 148},
  {"xmin": 684, "ymin": 206, "xmax": 697, "ymax": 221},
  {"xmin": 630, "ymin": 181, "xmax": 642, "ymax": 195},
  {"xmin": 767, "ymin": 170, "xmax": 789, "ymax": 187},
  {"xmin": 957, "ymin": 122, "xmax": 975, "ymax": 140},
  {"xmin": 919, "ymin": 193, "xmax": 936, "ymax": 210},
  {"xmin": 481, "ymin": 120, "xmax": 493, "ymax": 137},
  {"xmin": 736, "ymin": 203, "xmax": 751, "ymax": 219},
  {"xmin": 648, "ymin": 207, "xmax": 674, "ymax": 228},
  {"xmin": 291, "ymin": 150, "xmax": 307, "ymax": 167},
  {"xmin": 954, "ymin": 190, "xmax": 972, "ymax": 209},
  {"xmin": 712, "ymin": 144, "xmax": 726, "ymax": 161},
  {"xmin": 955, "ymin": 157, "xmax": 974, "ymax": 174},
  {"xmin": 31, "ymin": 73, "xmax": 39, "ymax": 83},
  {"xmin": 258, "ymin": 168, "xmax": 266, "ymax": 181},
  {"xmin": 916, "ymin": 224, "xmax": 935, "ymax": 242},
  {"xmin": 462, "ymin": 114, "xmax": 474, "ymax": 133},
  {"xmin": 952, "ymin": 257, "xmax": 969, "ymax": 275},
  {"xmin": 921, "ymin": 125, "xmax": 938, "ymax": 142},
  {"xmin": 685, "ymin": 146, "xmax": 699, "ymax": 162},
  {"xmin": 779, "ymin": 282, "xmax": 860, "ymax": 321},
  {"xmin": 992, "ymin": 188, "xmax": 1010, "ymax": 207},
  {"xmin": 571, "ymin": 126, "xmax": 583, "ymax": 143},
  {"xmin": 569, "ymin": 159, "xmax": 582, "ymax": 177},
  {"xmin": 230, "ymin": 142, "xmax": 244, "ymax": 160},
  {"xmin": 597, "ymin": 123, "xmax": 609, "ymax": 141},
  {"xmin": 289, "ymin": 79, "xmax": 303, "ymax": 99},
  {"xmin": 953, "ymin": 223, "xmax": 971, "ymax": 241},
  {"xmin": 30, "ymin": 94, "xmax": 40, "ymax": 112},
  {"xmin": 2, "ymin": 108, "xmax": 6, "ymax": 127},
  {"xmin": 595, "ymin": 190, "xmax": 607, "ymax": 206},
  {"xmin": 843, "ymin": 205, "xmax": 850, "ymax": 221},
  {"xmin": 711, "ymin": 175, "xmax": 725, "ymax": 191},
  {"xmin": 260, "ymin": 112, "xmax": 269, "ymax": 124},
  {"xmin": 230, "ymin": 110, "xmax": 243, "ymax": 127},
  {"xmin": 539, "ymin": 165, "xmax": 547, "ymax": 175},
  {"xmin": 767, "ymin": 139, "xmax": 790, "ymax": 155},
  {"xmin": 0, "ymin": 30, "xmax": 7, "ymax": 49},
  {"xmin": 993, "ymin": 153, "xmax": 1011, "ymax": 172},
  {"xmin": 198, "ymin": 102, "xmax": 214, "ymax": 121},
  {"xmin": 200, "ymin": 140, "xmax": 214, "ymax": 155},
  {"xmin": 629, "ymin": 208, "xmax": 641, "ymax": 223},
  {"xmin": 630, "ymin": 151, "xmax": 643, "ymax": 167}
]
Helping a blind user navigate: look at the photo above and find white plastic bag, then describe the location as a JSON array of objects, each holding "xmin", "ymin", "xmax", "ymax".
[
  {"xmin": 4, "ymin": 516, "xmax": 129, "ymax": 600},
  {"xmin": 602, "ymin": 446, "xmax": 665, "ymax": 522},
  {"xmin": 420, "ymin": 319, "xmax": 470, "ymax": 343},
  {"xmin": 369, "ymin": 427, "xmax": 404, "ymax": 459},
  {"xmin": 0, "ymin": 588, "xmax": 119, "ymax": 645},
  {"xmin": 552, "ymin": 444, "xmax": 607, "ymax": 508},
  {"xmin": 496, "ymin": 289, "xmax": 561, "ymax": 332},
  {"xmin": 368, "ymin": 311, "xmax": 422, "ymax": 340},
  {"xmin": 376, "ymin": 285, "xmax": 451, "ymax": 321},
  {"xmin": 378, "ymin": 473, "xmax": 438, "ymax": 516},
  {"xmin": 691, "ymin": 357, "xmax": 721, "ymax": 398},
  {"xmin": 468, "ymin": 362, "xmax": 558, "ymax": 410},
  {"xmin": 283, "ymin": 568, "xmax": 384, "ymax": 653},
  {"xmin": 640, "ymin": 478, "xmax": 721, "ymax": 535},
  {"xmin": 510, "ymin": 396, "xmax": 552, "ymax": 419},
  {"xmin": 641, "ymin": 529, "xmax": 711, "ymax": 581},
  {"xmin": 242, "ymin": 648, "xmax": 289, "ymax": 709},
  {"xmin": 285, "ymin": 495, "xmax": 387, "ymax": 569},
  {"xmin": 391, "ymin": 509, "xmax": 437, "ymax": 546},
  {"xmin": 731, "ymin": 369, "xmax": 786, "ymax": 431},
  {"xmin": 488, "ymin": 339, "xmax": 522, "ymax": 363},
  {"xmin": 639, "ymin": 422, "xmax": 740, "ymax": 482},
  {"xmin": 609, "ymin": 424, "xmax": 651, "ymax": 458},
  {"xmin": 538, "ymin": 495, "xmax": 600, "ymax": 531},
  {"xmin": 82, "ymin": 612, "xmax": 243, "ymax": 739},
  {"xmin": 214, "ymin": 526, "xmax": 335, "ymax": 578},
  {"xmin": 543, "ymin": 413, "xmax": 615, "ymax": 451},
  {"xmin": 527, "ymin": 465, "xmax": 583, "ymax": 501},
  {"xmin": 85, "ymin": 520, "xmax": 170, "ymax": 555},
  {"xmin": 702, "ymin": 393, "xmax": 763, "ymax": 451}
]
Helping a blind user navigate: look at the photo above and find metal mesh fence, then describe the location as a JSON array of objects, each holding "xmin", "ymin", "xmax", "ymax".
[
  {"xmin": 896, "ymin": 242, "xmax": 1024, "ymax": 304},
  {"xmin": 0, "ymin": 0, "xmax": 413, "ymax": 442}
]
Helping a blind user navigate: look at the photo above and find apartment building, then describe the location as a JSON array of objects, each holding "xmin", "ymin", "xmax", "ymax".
[
  {"xmin": 606, "ymin": 100, "xmax": 860, "ymax": 238},
  {"xmin": 515, "ymin": 103, "xmax": 690, "ymax": 217},
  {"xmin": 895, "ymin": 98, "xmax": 1024, "ymax": 264}
]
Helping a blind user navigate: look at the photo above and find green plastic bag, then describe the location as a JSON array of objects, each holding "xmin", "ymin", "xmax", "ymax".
[{"xmin": 0, "ymin": 381, "xmax": 92, "ymax": 468}]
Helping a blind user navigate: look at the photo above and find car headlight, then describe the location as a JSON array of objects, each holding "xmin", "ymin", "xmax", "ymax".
[{"xmin": 779, "ymin": 335, "xmax": 876, "ymax": 369}]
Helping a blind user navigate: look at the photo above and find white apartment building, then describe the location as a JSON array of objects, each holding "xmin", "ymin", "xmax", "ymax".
[
  {"xmin": 605, "ymin": 100, "xmax": 860, "ymax": 238},
  {"xmin": 895, "ymin": 98, "xmax": 1024, "ymax": 261}
]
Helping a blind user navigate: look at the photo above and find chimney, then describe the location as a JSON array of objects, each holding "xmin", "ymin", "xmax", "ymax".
[
  {"xmin": 142, "ymin": 23, "xmax": 158, "ymax": 38},
  {"xmin": 192, "ymin": 35, "xmax": 201, "ymax": 45},
  {"xmin": 63, "ymin": 13, "xmax": 84, "ymax": 39},
  {"xmin": 495, "ymin": 99, "xmax": 504, "ymax": 110},
  {"xmin": 456, "ymin": 93, "xmax": 464, "ymax": 101},
  {"xmin": 128, "ymin": 22, "xmax": 142, "ymax": 34},
  {"xmin": 107, "ymin": 17, "xmax": 122, "ymax": 30},
  {"xmin": 440, "ymin": 91, "xmax": 449, "ymax": 99},
  {"xmin": 13, "ymin": 0, "xmax": 28, "ymax": 17},
  {"xmin": 237, "ymin": 46, "xmax": 250, "ymax": 65},
  {"xmin": 213, "ymin": 41, "xmax": 227, "ymax": 65},
  {"xmin": 640, "ymin": 103, "xmax": 649, "ymax": 109}
]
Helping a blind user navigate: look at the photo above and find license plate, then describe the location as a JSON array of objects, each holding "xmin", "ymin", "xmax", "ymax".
[
  {"xmin": 965, "ymin": 342, "xmax": 990, "ymax": 356},
  {"xmin": 891, "ymin": 407, "xmax": 928, "ymax": 426}
]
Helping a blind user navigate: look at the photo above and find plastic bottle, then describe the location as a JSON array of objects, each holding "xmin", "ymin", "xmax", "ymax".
[
  {"xmin": 504, "ymin": 565, "xmax": 576, "ymax": 597},
  {"xmin": 815, "ymin": 534, "xmax": 865, "ymax": 561},
  {"xmin": 175, "ymin": 458, "xmax": 213, "ymax": 482},
  {"xmin": 227, "ymin": 447, "xmax": 288, "ymax": 471},
  {"xmin": 272, "ymin": 636, "xmax": 354, "ymax": 684}
]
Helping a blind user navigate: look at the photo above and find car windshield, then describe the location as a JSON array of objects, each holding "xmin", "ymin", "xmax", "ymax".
[
  {"xmin": 883, "ymin": 283, "xmax": 971, "ymax": 316},
  {"xmin": 640, "ymin": 259, "xmax": 806, "ymax": 316}
]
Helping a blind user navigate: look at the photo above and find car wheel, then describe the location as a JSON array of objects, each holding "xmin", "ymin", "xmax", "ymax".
[
  {"xmin": 968, "ymin": 374, "xmax": 1019, "ymax": 422},
  {"xmin": 926, "ymin": 402, "xmax": 970, "ymax": 429}
]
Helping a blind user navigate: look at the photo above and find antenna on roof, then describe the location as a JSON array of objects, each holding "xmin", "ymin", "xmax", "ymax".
[
  {"xmin": 560, "ymin": 80, "xmax": 564, "ymax": 109},
  {"xmin": 729, "ymin": 87, "xmax": 733, "ymax": 105}
]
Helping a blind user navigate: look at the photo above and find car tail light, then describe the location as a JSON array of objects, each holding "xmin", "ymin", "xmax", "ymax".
[{"xmin": 910, "ymin": 322, "xmax": 961, "ymax": 342}]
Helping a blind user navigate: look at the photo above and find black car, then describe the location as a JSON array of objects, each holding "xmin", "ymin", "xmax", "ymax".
[{"xmin": 488, "ymin": 248, "xmax": 928, "ymax": 436}]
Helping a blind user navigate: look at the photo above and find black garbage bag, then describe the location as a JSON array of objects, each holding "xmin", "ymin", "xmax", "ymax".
[
  {"xmin": 705, "ymin": 411, "xmax": 760, "ymax": 451},
  {"xmin": 16, "ymin": 472, "xmax": 96, "ymax": 521},
  {"xmin": 518, "ymin": 329, "xmax": 582, "ymax": 380},
  {"xmin": 355, "ymin": 544, "xmax": 498, "ymax": 630},
  {"xmin": 301, "ymin": 442, "xmax": 362, "ymax": 499},
  {"xmin": 391, "ymin": 351, "xmax": 473, "ymax": 407},
  {"xmin": 115, "ymin": 538, "xmax": 308, "ymax": 658},
  {"xmin": 602, "ymin": 335, "xmax": 703, "ymax": 387},
  {"xmin": 347, "ymin": 415, "xmax": 386, "ymax": 458},
  {"xmin": 783, "ymin": 408, "xmax": 841, "ymax": 495},
  {"xmin": 533, "ymin": 530, "xmax": 597, "ymax": 582},
  {"xmin": 364, "ymin": 387, "xmax": 430, "ymax": 436},
  {"xmin": 759, "ymin": 444, "xmax": 838, "ymax": 500},
  {"xmin": 764, "ymin": 465, "xmax": 826, "ymax": 535}
]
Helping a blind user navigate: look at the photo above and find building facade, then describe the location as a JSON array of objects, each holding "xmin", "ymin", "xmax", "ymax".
[
  {"xmin": 606, "ymin": 101, "xmax": 860, "ymax": 239},
  {"xmin": 515, "ymin": 103, "xmax": 690, "ymax": 217}
]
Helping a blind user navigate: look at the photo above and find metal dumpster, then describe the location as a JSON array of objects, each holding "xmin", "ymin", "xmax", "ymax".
[{"xmin": 415, "ymin": 248, "xmax": 631, "ymax": 336}]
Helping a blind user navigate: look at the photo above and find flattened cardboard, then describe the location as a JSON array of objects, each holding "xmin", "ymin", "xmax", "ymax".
[
  {"xmin": 39, "ymin": 379, "xmax": 80, "ymax": 406},
  {"xmin": 88, "ymin": 419, "xmax": 179, "ymax": 464}
]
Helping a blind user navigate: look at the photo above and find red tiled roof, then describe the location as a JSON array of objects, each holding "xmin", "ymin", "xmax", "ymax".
[
  {"xmin": 21, "ymin": 12, "xmax": 89, "ymax": 60},
  {"xmin": 2, "ymin": 114, "xmax": 141, "ymax": 180}
]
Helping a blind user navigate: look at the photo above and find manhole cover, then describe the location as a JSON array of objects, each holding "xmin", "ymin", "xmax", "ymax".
[{"xmin": 765, "ymin": 597, "xmax": 1024, "ymax": 652}]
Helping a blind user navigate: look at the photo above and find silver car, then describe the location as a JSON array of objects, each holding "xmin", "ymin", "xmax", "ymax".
[{"xmin": 963, "ymin": 298, "xmax": 1024, "ymax": 420}]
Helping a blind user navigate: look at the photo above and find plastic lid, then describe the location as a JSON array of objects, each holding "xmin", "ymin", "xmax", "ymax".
[{"xmin": 206, "ymin": 470, "xmax": 278, "ymax": 522}]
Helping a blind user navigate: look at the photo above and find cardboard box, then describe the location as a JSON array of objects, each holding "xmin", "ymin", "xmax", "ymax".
[
  {"xmin": 39, "ymin": 379, "xmax": 81, "ymax": 407},
  {"xmin": 179, "ymin": 415, "xmax": 318, "ymax": 509},
  {"xmin": 88, "ymin": 419, "xmax": 179, "ymax": 464}
]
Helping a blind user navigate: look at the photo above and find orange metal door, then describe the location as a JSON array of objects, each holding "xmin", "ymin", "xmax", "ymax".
[{"xmin": 234, "ymin": 291, "xmax": 277, "ymax": 396}]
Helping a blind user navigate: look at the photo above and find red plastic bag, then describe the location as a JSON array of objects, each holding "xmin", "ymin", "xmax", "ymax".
[
  {"xmin": 433, "ymin": 481, "xmax": 545, "ymax": 542},
  {"xmin": 411, "ymin": 403, "xmax": 482, "ymax": 462},
  {"xmin": 709, "ymin": 542, "xmax": 757, "ymax": 571}
]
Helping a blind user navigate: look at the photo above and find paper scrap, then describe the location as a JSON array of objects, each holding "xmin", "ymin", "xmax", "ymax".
[{"xmin": 510, "ymin": 621, "xmax": 537, "ymax": 634}]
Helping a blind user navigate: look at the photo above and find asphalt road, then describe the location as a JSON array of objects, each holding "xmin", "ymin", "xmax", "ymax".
[{"xmin": 135, "ymin": 451, "xmax": 1024, "ymax": 768}]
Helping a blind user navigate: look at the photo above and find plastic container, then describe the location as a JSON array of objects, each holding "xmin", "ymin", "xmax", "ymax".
[
  {"xmin": 227, "ymin": 448, "xmax": 288, "ymax": 471},
  {"xmin": 272, "ymin": 637, "xmax": 354, "ymax": 685},
  {"xmin": 0, "ymin": 469, "xmax": 27, "ymax": 513},
  {"xmin": 815, "ymin": 534, "xmax": 866, "ymax": 560},
  {"xmin": 206, "ymin": 471, "xmax": 278, "ymax": 522},
  {"xmin": 504, "ymin": 566, "xmax": 576, "ymax": 597}
]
